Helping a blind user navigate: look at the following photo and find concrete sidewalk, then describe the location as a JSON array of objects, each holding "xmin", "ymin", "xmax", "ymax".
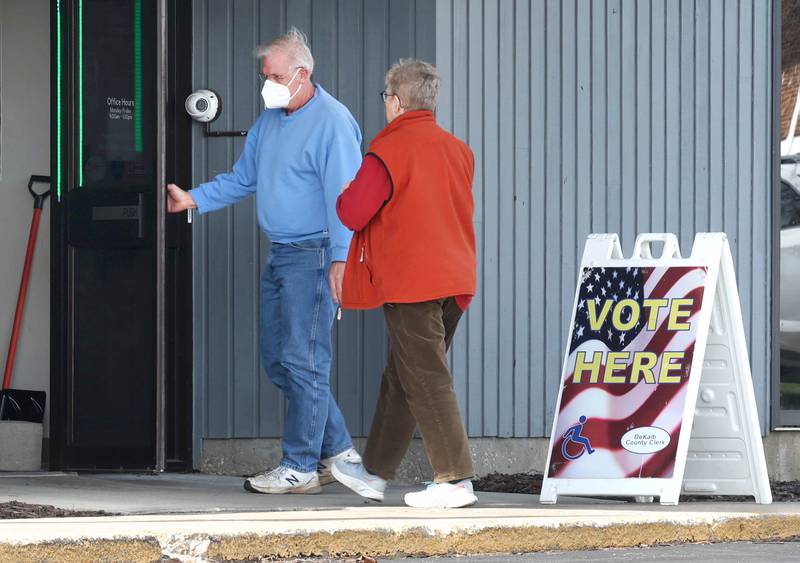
[
  {"xmin": 0, "ymin": 472, "xmax": 604, "ymax": 513},
  {"xmin": 1, "ymin": 473, "xmax": 799, "ymax": 561}
]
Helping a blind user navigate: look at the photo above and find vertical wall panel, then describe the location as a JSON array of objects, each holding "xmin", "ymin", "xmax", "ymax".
[
  {"xmin": 436, "ymin": 0, "xmax": 775, "ymax": 436},
  {"xmin": 591, "ymin": 0, "xmax": 608, "ymax": 234},
  {"xmin": 203, "ymin": 0, "xmax": 234, "ymax": 439},
  {"xmin": 635, "ymin": 1, "xmax": 652, "ymax": 235},
  {"xmin": 665, "ymin": 0, "xmax": 681, "ymax": 239},
  {"xmin": 448, "ymin": 0, "xmax": 472, "ymax": 428},
  {"xmin": 498, "ymin": 0, "xmax": 515, "ymax": 438},
  {"xmin": 738, "ymin": 0, "xmax": 754, "ymax": 361},
  {"xmin": 695, "ymin": 0, "xmax": 711, "ymax": 234},
  {"xmin": 680, "ymin": 0, "xmax": 697, "ymax": 246},
  {"xmin": 544, "ymin": 0, "xmax": 563, "ymax": 431},
  {"xmin": 752, "ymin": 1, "xmax": 772, "ymax": 419},
  {"xmin": 620, "ymin": 0, "xmax": 637, "ymax": 248},
  {"xmin": 482, "ymin": 0, "xmax": 499, "ymax": 436},
  {"xmin": 230, "ymin": 0, "xmax": 259, "ymax": 438},
  {"xmin": 466, "ymin": 0, "xmax": 485, "ymax": 436},
  {"xmin": 607, "ymin": 0, "xmax": 622, "ymax": 234},
  {"xmin": 192, "ymin": 0, "xmax": 435, "ymax": 447},
  {"xmin": 528, "ymin": 0, "xmax": 547, "ymax": 437},
  {"xmin": 650, "ymin": 3, "xmax": 667, "ymax": 233},
  {"xmin": 512, "ymin": 0, "xmax": 531, "ymax": 437},
  {"xmin": 709, "ymin": 0, "xmax": 724, "ymax": 233}
]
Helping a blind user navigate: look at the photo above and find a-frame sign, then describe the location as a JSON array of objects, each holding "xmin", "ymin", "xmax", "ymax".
[{"xmin": 540, "ymin": 233, "xmax": 771, "ymax": 506}]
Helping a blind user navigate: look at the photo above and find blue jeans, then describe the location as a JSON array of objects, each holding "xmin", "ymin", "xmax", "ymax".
[{"xmin": 260, "ymin": 237, "xmax": 353, "ymax": 473}]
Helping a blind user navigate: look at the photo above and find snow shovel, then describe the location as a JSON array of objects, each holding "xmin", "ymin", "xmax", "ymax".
[{"xmin": 0, "ymin": 175, "xmax": 50, "ymax": 422}]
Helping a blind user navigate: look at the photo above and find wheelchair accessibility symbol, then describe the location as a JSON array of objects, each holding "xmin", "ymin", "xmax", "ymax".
[{"xmin": 561, "ymin": 415, "xmax": 595, "ymax": 461}]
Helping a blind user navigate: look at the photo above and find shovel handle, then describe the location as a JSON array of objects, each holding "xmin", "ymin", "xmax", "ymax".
[{"xmin": 3, "ymin": 177, "xmax": 49, "ymax": 390}]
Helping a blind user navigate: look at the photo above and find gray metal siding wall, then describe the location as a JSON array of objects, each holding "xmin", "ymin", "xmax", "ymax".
[
  {"xmin": 191, "ymin": 1, "xmax": 436, "ymax": 449},
  {"xmin": 436, "ymin": 0, "xmax": 774, "ymax": 436}
]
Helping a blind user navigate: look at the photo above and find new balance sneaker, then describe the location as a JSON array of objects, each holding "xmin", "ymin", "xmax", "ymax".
[
  {"xmin": 403, "ymin": 479, "xmax": 478, "ymax": 508},
  {"xmin": 318, "ymin": 448, "xmax": 362, "ymax": 486},
  {"xmin": 243, "ymin": 466, "xmax": 321, "ymax": 494},
  {"xmin": 330, "ymin": 460, "xmax": 387, "ymax": 501}
]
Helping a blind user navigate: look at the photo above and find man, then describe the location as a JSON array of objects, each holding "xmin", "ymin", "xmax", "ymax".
[
  {"xmin": 331, "ymin": 59, "xmax": 478, "ymax": 509},
  {"xmin": 167, "ymin": 28, "xmax": 362, "ymax": 494}
]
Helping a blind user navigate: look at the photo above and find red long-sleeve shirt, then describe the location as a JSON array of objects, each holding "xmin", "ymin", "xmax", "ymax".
[
  {"xmin": 336, "ymin": 154, "xmax": 472, "ymax": 311},
  {"xmin": 336, "ymin": 154, "xmax": 392, "ymax": 230}
]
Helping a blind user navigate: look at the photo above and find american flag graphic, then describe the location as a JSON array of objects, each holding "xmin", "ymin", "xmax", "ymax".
[{"xmin": 548, "ymin": 265, "xmax": 707, "ymax": 479}]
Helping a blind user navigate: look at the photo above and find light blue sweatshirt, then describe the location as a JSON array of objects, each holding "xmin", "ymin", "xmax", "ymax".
[{"xmin": 190, "ymin": 84, "xmax": 362, "ymax": 261}]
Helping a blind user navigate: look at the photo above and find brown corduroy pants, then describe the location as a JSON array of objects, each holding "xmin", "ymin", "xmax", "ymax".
[{"xmin": 362, "ymin": 297, "xmax": 475, "ymax": 483}]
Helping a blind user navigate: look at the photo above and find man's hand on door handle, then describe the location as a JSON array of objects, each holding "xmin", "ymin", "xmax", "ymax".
[{"xmin": 167, "ymin": 184, "xmax": 198, "ymax": 213}]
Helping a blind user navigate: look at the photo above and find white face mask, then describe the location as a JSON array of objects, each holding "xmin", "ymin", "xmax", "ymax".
[{"xmin": 261, "ymin": 68, "xmax": 301, "ymax": 109}]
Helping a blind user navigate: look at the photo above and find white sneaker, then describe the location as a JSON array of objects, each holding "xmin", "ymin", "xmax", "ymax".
[
  {"xmin": 318, "ymin": 448, "xmax": 362, "ymax": 486},
  {"xmin": 243, "ymin": 466, "xmax": 321, "ymax": 494},
  {"xmin": 330, "ymin": 460, "xmax": 387, "ymax": 501},
  {"xmin": 404, "ymin": 479, "xmax": 478, "ymax": 508}
]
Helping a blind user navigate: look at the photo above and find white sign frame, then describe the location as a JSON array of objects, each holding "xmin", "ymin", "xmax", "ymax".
[{"xmin": 539, "ymin": 233, "xmax": 772, "ymax": 506}]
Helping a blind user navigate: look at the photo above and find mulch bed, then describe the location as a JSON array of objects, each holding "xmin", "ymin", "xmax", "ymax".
[
  {"xmin": 473, "ymin": 472, "xmax": 800, "ymax": 502},
  {"xmin": 0, "ymin": 501, "xmax": 113, "ymax": 519},
  {"xmin": 474, "ymin": 472, "xmax": 544, "ymax": 495}
]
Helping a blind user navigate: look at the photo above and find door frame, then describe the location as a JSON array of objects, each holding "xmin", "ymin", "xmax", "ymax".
[{"xmin": 163, "ymin": 0, "xmax": 194, "ymax": 471}]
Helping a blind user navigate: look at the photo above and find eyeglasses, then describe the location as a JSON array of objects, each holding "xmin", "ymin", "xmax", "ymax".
[
  {"xmin": 380, "ymin": 90, "xmax": 400, "ymax": 104},
  {"xmin": 258, "ymin": 67, "xmax": 300, "ymax": 83}
]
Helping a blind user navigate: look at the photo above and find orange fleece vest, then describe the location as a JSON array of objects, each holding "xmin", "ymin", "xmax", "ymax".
[{"xmin": 341, "ymin": 111, "xmax": 476, "ymax": 309}]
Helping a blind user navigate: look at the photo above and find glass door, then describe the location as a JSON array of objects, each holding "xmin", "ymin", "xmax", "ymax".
[{"xmin": 51, "ymin": 0, "xmax": 160, "ymax": 470}]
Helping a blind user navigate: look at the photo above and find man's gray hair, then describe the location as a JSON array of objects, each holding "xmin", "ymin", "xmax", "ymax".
[
  {"xmin": 254, "ymin": 26, "xmax": 315, "ymax": 74},
  {"xmin": 385, "ymin": 59, "xmax": 440, "ymax": 112}
]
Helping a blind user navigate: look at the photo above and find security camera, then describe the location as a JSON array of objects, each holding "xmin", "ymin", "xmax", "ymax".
[{"xmin": 185, "ymin": 89, "xmax": 220, "ymax": 123}]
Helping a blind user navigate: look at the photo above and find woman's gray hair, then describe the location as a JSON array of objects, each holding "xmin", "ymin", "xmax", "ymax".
[
  {"xmin": 254, "ymin": 26, "xmax": 315, "ymax": 74},
  {"xmin": 385, "ymin": 59, "xmax": 440, "ymax": 111}
]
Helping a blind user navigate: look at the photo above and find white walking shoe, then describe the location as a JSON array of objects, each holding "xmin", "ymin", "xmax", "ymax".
[
  {"xmin": 404, "ymin": 479, "xmax": 478, "ymax": 508},
  {"xmin": 318, "ymin": 447, "xmax": 362, "ymax": 486},
  {"xmin": 243, "ymin": 466, "xmax": 321, "ymax": 494},
  {"xmin": 330, "ymin": 460, "xmax": 387, "ymax": 501}
]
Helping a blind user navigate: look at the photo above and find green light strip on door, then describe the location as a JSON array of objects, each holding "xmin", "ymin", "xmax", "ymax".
[
  {"xmin": 56, "ymin": 0, "xmax": 62, "ymax": 200},
  {"xmin": 78, "ymin": 0, "xmax": 83, "ymax": 186},
  {"xmin": 134, "ymin": 0, "xmax": 142, "ymax": 152}
]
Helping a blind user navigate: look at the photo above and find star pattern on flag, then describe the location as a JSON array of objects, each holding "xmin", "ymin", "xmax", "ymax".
[{"xmin": 571, "ymin": 266, "xmax": 646, "ymax": 353}]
